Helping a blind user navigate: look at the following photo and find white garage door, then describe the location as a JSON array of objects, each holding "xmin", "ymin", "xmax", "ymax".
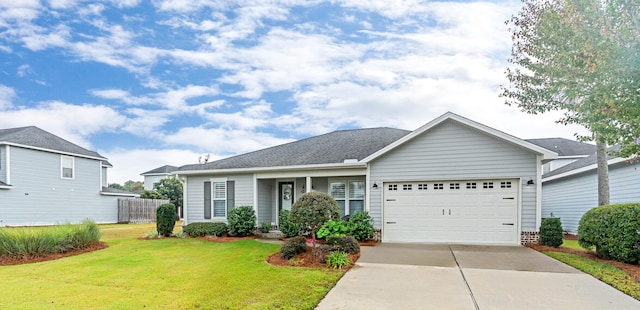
[{"xmin": 383, "ymin": 180, "xmax": 518, "ymax": 245}]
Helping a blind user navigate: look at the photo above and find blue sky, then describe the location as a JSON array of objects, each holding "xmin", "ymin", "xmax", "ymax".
[{"xmin": 0, "ymin": 0, "xmax": 587, "ymax": 184}]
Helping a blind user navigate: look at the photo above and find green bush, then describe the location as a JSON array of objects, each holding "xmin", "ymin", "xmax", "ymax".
[
  {"xmin": 317, "ymin": 220, "xmax": 348, "ymax": 239},
  {"xmin": 280, "ymin": 236, "xmax": 308, "ymax": 259},
  {"xmin": 183, "ymin": 222, "xmax": 228, "ymax": 237},
  {"xmin": 260, "ymin": 222, "xmax": 272, "ymax": 233},
  {"xmin": 325, "ymin": 251, "xmax": 352, "ymax": 269},
  {"xmin": 578, "ymin": 203, "xmax": 640, "ymax": 264},
  {"xmin": 227, "ymin": 206, "xmax": 257, "ymax": 237},
  {"xmin": 289, "ymin": 192, "xmax": 340, "ymax": 242},
  {"xmin": 279, "ymin": 210, "xmax": 300, "ymax": 237},
  {"xmin": 347, "ymin": 211, "xmax": 376, "ymax": 241},
  {"xmin": 539, "ymin": 217, "xmax": 563, "ymax": 247},
  {"xmin": 324, "ymin": 236, "xmax": 360, "ymax": 254},
  {"xmin": 140, "ymin": 189, "xmax": 164, "ymax": 200},
  {"xmin": 156, "ymin": 203, "xmax": 177, "ymax": 237},
  {"xmin": 0, "ymin": 220, "xmax": 101, "ymax": 259}
]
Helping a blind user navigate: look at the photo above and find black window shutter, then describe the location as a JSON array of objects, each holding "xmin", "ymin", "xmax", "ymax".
[
  {"xmin": 204, "ymin": 181, "xmax": 211, "ymax": 219},
  {"xmin": 227, "ymin": 180, "xmax": 235, "ymax": 213}
]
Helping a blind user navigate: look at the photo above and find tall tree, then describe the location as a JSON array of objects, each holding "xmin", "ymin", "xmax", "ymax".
[
  {"xmin": 502, "ymin": 0, "xmax": 640, "ymax": 205},
  {"xmin": 123, "ymin": 180, "xmax": 144, "ymax": 192},
  {"xmin": 154, "ymin": 177, "xmax": 183, "ymax": 211}
]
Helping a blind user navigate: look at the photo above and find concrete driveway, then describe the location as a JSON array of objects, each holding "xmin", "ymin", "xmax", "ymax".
[{"xmin": 316, "ymin": 243, "xmax": 640, "ymax": 310}]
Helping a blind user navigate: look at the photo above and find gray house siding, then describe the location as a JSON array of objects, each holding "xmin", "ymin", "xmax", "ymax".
[
  {"xmin": 369, "ymin": 121, "xmax": 539, "ymax": 230},
  {"xmin": 184, "ymin": 173, "xmax": 254, "ymax": 224},
  {"xmin": 542, "ymin": 161, "xmax": 640, "ymax": 234},
  {"xmin": 0, "ymin": 147, "xmax": 120, "ymax": 225}
]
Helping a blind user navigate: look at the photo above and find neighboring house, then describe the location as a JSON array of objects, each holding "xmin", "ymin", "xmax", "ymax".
[
  {"xmin": 174, "ymin": 112, "xmax": 557, "ymax": 245},
  {"xmin": 0, "ymin": 126, "xmax": 137, "ymax": 226},
  {"xmin": 141, "ymin": 165, "xmax": 178, "ymax": 190},
  {"xmin": 526, "ymin": 138, "xmax": 597, "ymax": 174},
  {"xmin": 540, "ymin": 147, "xmax": 640, "ymax": 234}
]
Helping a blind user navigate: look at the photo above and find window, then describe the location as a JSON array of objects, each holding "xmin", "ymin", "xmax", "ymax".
[
  {"xmin": 330, "ymin": 179, "xmax": 365, "ymax": 217},
  {"xmin": 388, "ymin": 184, "xmax": 398, "ymax": 191},
  {"xmin": 61, "ymin": 156, "xmax": 74, "ymax": 179},
  {"xmin": 434, "ymin": 183, "xmax": 444, "ymax": 190},
  {"xmin": 418, "ymin": 183, "xmax": 427, "ymax": 190},
  {"xmin": 449, "ymin": 183, "xmax": 460, "ymax": 190},
  {"xmin": 402, "ymin": 184, "xmax": 412, "ymax": 191},
  {"xmin": 501, "ymin": 181, "xmax": 512, "ymax": 188},
  {"xmin": 213, "ymin": 181, "xmax": 227, "ymax": 218},
  {"xmin": 466, "ymin": 182, "xmax": 476, "ymax": 189},
  {"xmin": 483, "ymin": 182, "xmax": 494, "ymax": 189}
]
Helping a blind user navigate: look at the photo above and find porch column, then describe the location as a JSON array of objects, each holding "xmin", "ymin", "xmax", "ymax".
[{"xmin": 306, "ymin": 176, "xmax": 312, "ymax": 194}]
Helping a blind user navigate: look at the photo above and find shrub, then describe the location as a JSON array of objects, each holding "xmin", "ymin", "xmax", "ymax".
[
  {"xmin": 140, "ymin": 189, "xmax": 164, "ymax": 200},
  {"xmin": 280, "ymin": 236, "xmax": 307, "ymax": 259},
  {"xmin": 317, "ymin": 220, "xmax": 348, "ymax": 239},
  {"xmin": 227, "ymin": 206, "xmax": 257, "ymax": 237},
  {"xmin": 0, "ymin": 220, "xmax": 100, "ymax": 259},
  {"xmin": 578, "ymin": 203, "xmax": 640, "ymax": 264},
  {"xmin": 325, "ymin": 251, "xmax": 352, "ymax": 269},
  {"xmin": 183, "ymin": 222, "xmax": 228, "ymax": 237},
  {"xmin": 260, "ymin": 222, "xmax": 272, "ymax": 233},
  {"xmin": 539, "ymin": 217, "xmax": 563, "ymax": 247},
  {"xmin": 325, "ymin": 236, "xmax": 360, "ymax": 254},
  {"xmin": 279, "ymin": 210, "xmax": 300, "ymax": 237},
  {"xmin": 289, "ymin": 192, "xmax": 341, "ymax": 243},
  {"xmin": 347, "ymin": 211, "xmax": 376, "ymax": 241},
  {"xmin": 156, "ymin": 203, "xmax": 177, "ymax": 237}
]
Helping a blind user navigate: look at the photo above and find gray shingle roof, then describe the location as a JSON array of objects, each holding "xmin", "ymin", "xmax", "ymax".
[
  {"xmin": 100, "ymin": 186, "xmax": 138, "ymax": 196},
  {"xmin": 141, "ymin": 165, "xmax": 179, "ymax": 175},
  {"xmin": 178, "ymin": 127, "xmax": 411, "ymax": 171},
  {"xmin": 543, "ymin": 145, "xmax": 621, "ymax": 178},
  {"xmin": 525, "ymin": 138, "xmax": 596, "ymax": 157},
  {"xmin": 0, "ymin": 126, "xmax": 105, "ymax": 159}
]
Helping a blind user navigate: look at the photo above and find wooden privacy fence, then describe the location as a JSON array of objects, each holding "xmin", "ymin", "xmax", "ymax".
[{"xmin": 118, "ymin": 198, "xmax": 170, "ymax": 224}]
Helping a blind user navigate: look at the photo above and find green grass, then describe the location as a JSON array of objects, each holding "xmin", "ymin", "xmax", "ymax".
[
  {"xmin": 0, "ymin": 223, "xmax": 344, "ymax": 309},
  {"xmin": 543, "ymin": 251, "xmax": 640, "ymax": 301},
  {"xmin": 561, "ymin": 239, "xmax": 593, "ymax": 251}
]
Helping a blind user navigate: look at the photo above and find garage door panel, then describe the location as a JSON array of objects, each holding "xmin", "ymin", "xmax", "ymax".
[{"xmin": 383, "ymin": 180, "xmax": 519, "ymax": 245}]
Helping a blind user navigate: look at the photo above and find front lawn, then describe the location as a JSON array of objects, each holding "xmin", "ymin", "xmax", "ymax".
[{"xmin": 0, "ymin": 223, "xmax": 344, "ymax": 309}]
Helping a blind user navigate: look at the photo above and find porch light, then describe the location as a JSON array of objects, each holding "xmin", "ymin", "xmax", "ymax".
[
  {"xmin": 372, "ymin": 182, "xmax": 379, "ymax": 189},
  {"xmin": 527, "ymin": 179, "xmax": 535, "ymax": 185}
]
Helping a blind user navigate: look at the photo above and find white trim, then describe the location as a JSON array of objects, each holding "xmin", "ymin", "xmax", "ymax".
[
  {"xmin": 1, "ymin": 142, "xmax": 107, "ymax": 161},
  {"xmin": 6, "ymin": 145, "xmax": 10, "ymax": 185},
  {"xmin": 177, "ymin": 175, "xmax": 188, "ymax": 225},
  {"xmin": 253, "ymin": 174, "xmax": 258, "ymax": 223},
  {"xmin": 175, "ymin": 162, "xmax": 366, "ymax": 176},
  {"xmin": 60, "ymin": 155, "xmax": 75, "ymax": 180},
  {"xmin": 362, "ymin": 112, "xmax": 558, "ymax": 163},
  {"xmin": 365, "ymin": 165, "xmax": 371, "ymax": 212},
  {"xmin": 542, "ymin": 157, "xmax": 629, "ymax": 182},
  {"xmin": 100, "ymin": 191, "xmax": 139, "ymax": 197}
]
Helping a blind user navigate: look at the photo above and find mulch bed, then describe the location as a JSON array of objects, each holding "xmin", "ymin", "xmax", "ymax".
[
  {"xmin": 0, "ymin": 242, "xmax": 108, "ymax": 266},
  {"xmin": 266, "ymin": 247, "xmax": 361, "ymax": 269},
  {"xmin": 527, "ymin": 243, "xmax": 640, "ymax": 284}
]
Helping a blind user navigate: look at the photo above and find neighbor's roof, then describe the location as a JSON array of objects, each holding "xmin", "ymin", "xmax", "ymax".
[
  {"xmin": 543, "ymin": 145, "xmax": 626, "ymax": 181},
  {"xmin": 100, "ymin": 186, "xmax": 139, "ymax": 197},
  {"xmin": 141, "ymin": 165, "xmax": 179, "ymax": 175},
  {"xmin": 0, "ymin": 126, "xmax": 106, "ymax": 160},
  {"xmin": 525, "ymin": 138, "xmax": 596, "ymax": 157},
  {"xmin": 177, "ymin": 127, "xmax": 411, "ymax": 172}
]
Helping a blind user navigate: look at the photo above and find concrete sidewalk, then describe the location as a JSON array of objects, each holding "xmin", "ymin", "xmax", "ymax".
[{"xmin": 316, "ymin": 244, "xmax": 640, "ymax": 310}]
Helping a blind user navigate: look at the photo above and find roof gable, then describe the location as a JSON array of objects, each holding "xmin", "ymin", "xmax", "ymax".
[
  {"xmin": 177, "ymin": 127, "xmax": 410, "ymax": 172},
  {"xmin": 362, "ymin": 112, "xmax": 557, "ymax": 163},
  {"xmin": 0, "ymin": 126, "xmax": 105, "ymax": 160}
]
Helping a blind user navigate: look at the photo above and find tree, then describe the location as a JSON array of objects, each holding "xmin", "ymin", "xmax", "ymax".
[
  {"xmin": 154, "ymin": 177, "xmax": 183, "ymax": 211},
  {"xmin": 123, "ymin": 180, "xmax": 144, "ymax": 192},
  {"xmin": 289, "ymin": 192, "xmax": 341, "ymax": 252},
  {"xmin": 108, "ymin": 183, "xmax": 125, "ymax": 190},
  {"xmin": 502, "ymin": 0, "xmax": 640, "ymax": 205},
  {"xmin": 140, "ymin": 189, "xmax": 164, "ymax": 200}
]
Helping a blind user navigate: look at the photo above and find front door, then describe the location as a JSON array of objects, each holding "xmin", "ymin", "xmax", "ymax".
[{"xmin": 279, "ymin": 182, "xmax": 294, "ymax": 211}]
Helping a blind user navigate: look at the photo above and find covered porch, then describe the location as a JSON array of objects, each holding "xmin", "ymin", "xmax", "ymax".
[{"xmin": 254, "ymin": 169, "xmax": 368, "ymax": 229}]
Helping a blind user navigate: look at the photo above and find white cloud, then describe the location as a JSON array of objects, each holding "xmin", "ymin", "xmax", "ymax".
[
  {"xmin": 164, "ymin": 126, "xmax": 294, "ymax": 155},
  {"xmin": 103, "ymin": 148, "xmax": 202, "ymax": 184},
  {"xmin": 47, "ymin": 0, "xmax": 79, "ymax": 10},
  {"xmin": 0, "ymin": 84, "xmax": 16, "ymax": 109},
  {"xmin": 17, "ymin": 64, "xmax": 31, "ymax": 77},
  {"xmin": 0, "ymin": 101, "xmax": 127, "ymax": 148}
]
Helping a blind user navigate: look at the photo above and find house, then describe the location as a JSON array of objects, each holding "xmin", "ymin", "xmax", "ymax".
[
  {"xmin": 540, "ymin": 147, "xmax": 640, "ymax": 234},
  {"xmin": 525, "ymin": 138, "xmax": 597, "ymax": 174},
  {"xmin": 0, "ymin": 126, "xmax": 137, "ymax": 226},
  {"xmin": 174, "ymin": 112, "xmax": 557, "ymax": 245},
  {"xmin": 141, "ymin": 165, "xmax": 178, "ymax": 190}
]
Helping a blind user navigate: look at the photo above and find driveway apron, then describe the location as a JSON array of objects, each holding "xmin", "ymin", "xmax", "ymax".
[{"xmin": 316, "ymin": 243, "xmax": 640, "ymax": 310}]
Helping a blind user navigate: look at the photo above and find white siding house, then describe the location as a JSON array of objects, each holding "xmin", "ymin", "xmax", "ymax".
[
  {"xmin": 176, "ymin": 112, "xmax": 556, "ymax": 245},
  {"xmin": 0, "ymin": 126, "xmax": 136, "ymax": 226}
]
